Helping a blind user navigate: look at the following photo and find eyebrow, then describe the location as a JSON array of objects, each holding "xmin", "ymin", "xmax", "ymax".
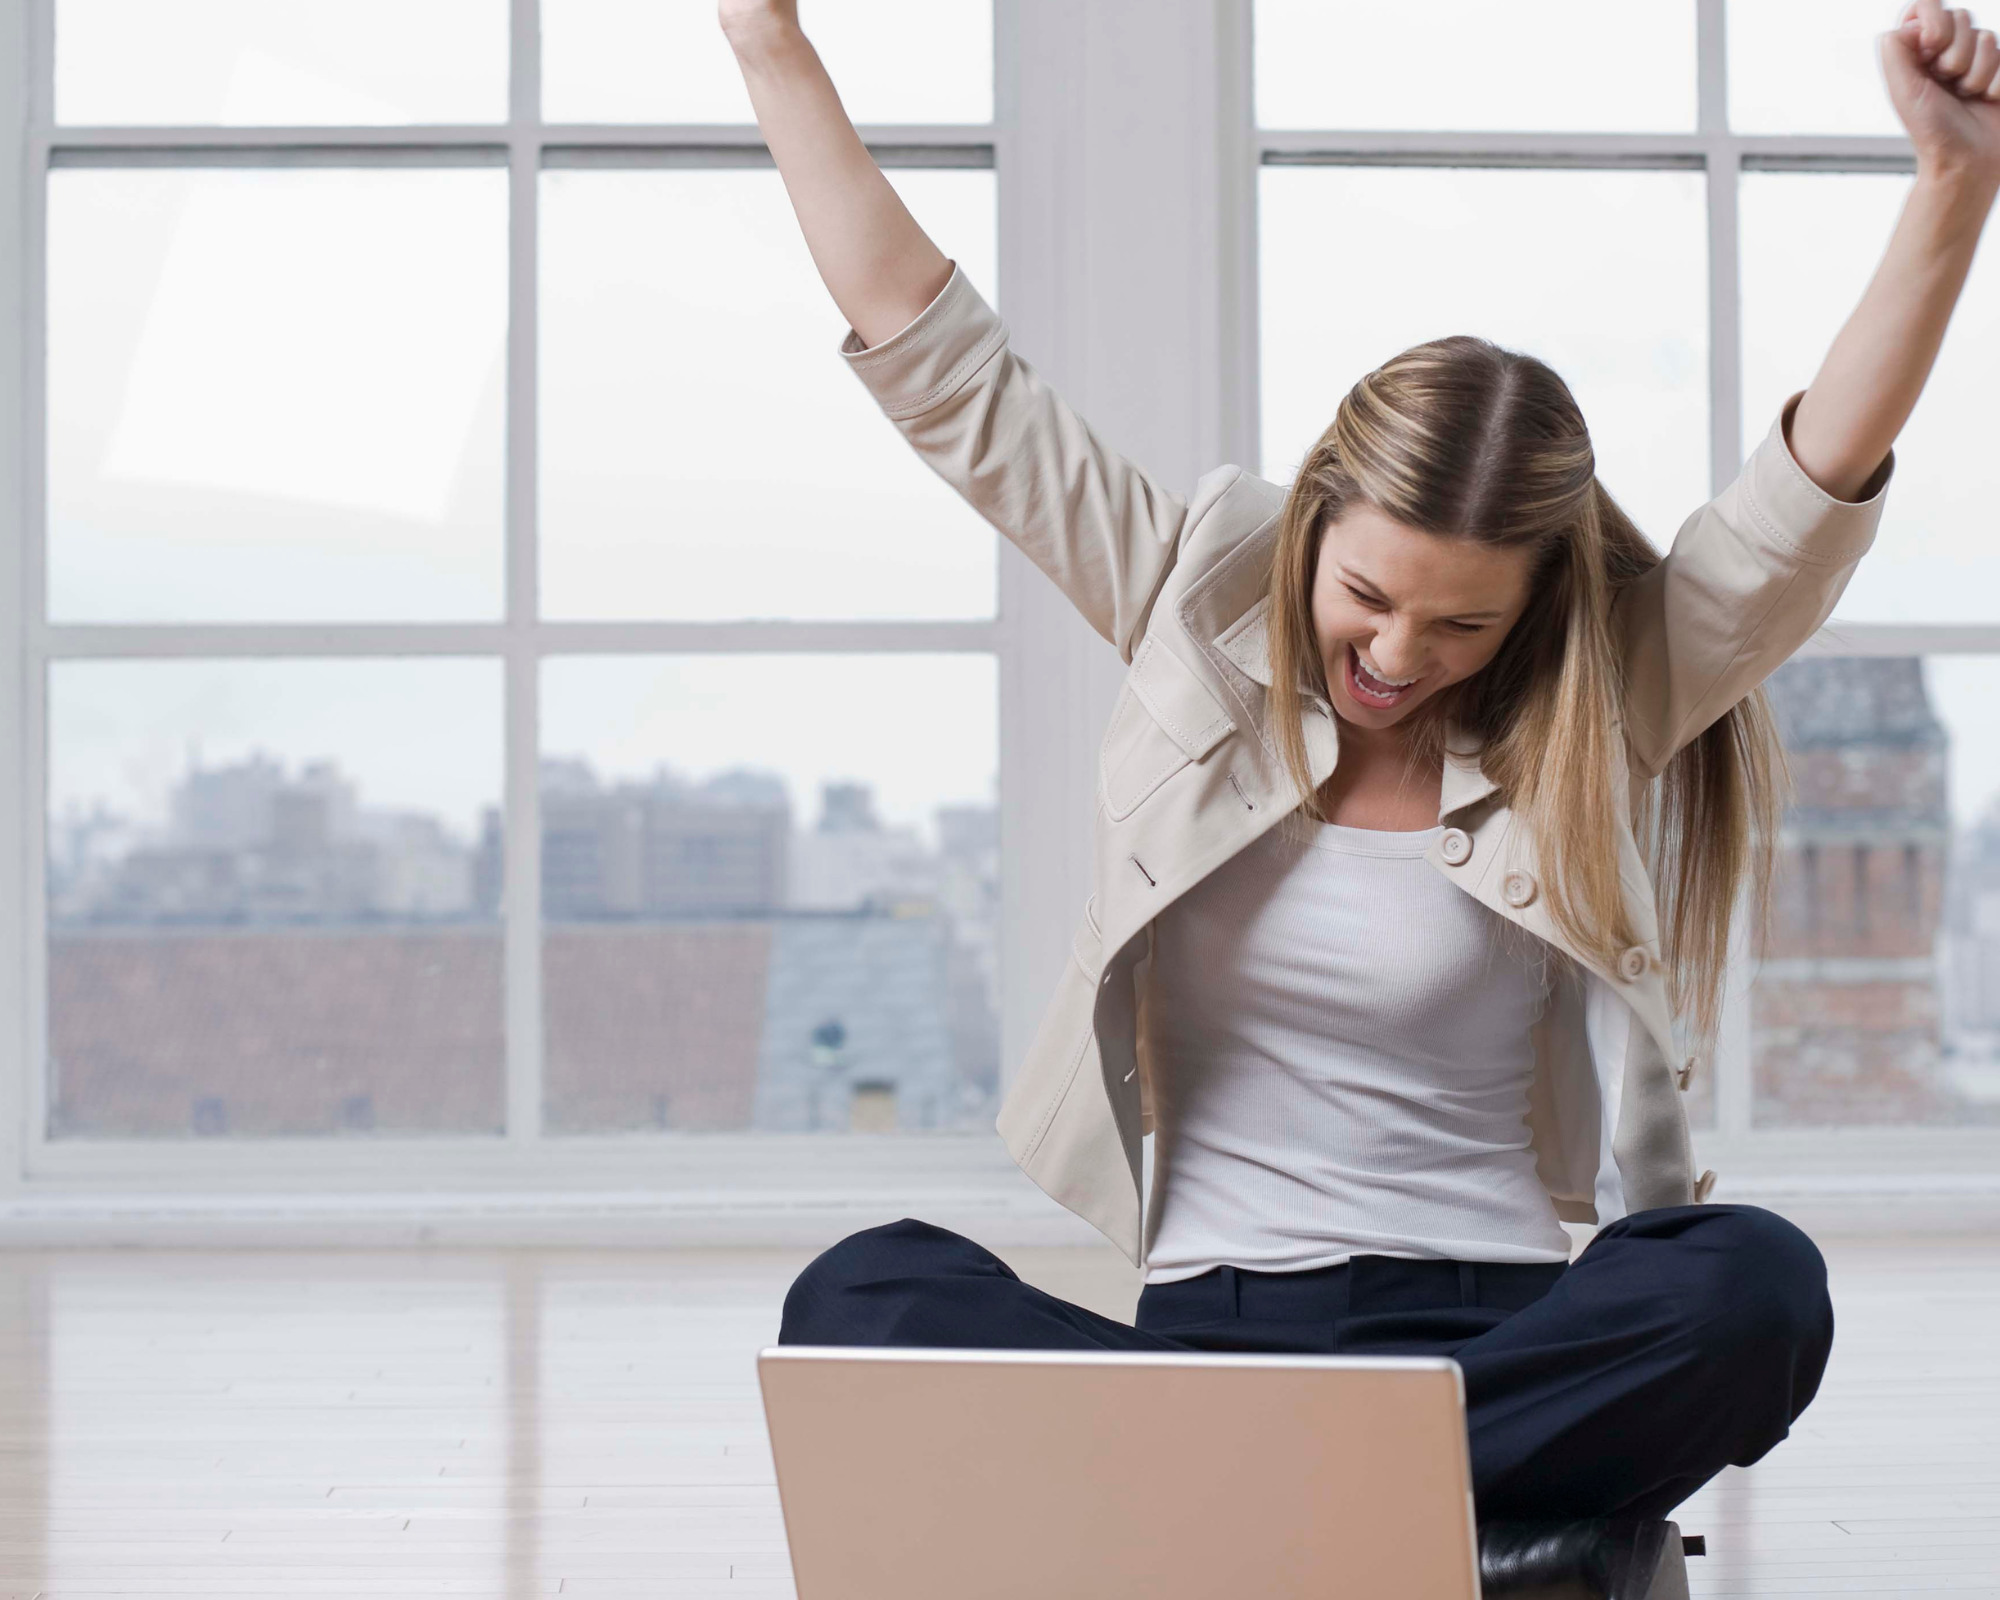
[{"xmin": 1337, "ymin": 565, "xmax": 1510, "ymax": 622}]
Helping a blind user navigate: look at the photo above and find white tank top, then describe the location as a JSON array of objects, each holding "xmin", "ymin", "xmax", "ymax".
[{"xmin": 1141, "ymin": 818, "xmax": 1571, "ymax": 1284}]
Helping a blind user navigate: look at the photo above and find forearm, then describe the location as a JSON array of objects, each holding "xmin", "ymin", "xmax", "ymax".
[
  {"xmin": 725, "ymin": 22, "xmax": 953, "ymax": 348},
  {"xmin": 1788, "ymin": 167, "xmax": 1999, "ymax": 500}
]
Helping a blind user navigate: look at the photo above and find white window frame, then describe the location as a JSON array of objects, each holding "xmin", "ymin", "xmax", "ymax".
[{"xmin": 1, "ymin": 0, "xmax": 1993, "ymax": 1242}]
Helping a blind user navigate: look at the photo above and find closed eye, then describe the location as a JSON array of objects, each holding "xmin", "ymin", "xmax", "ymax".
[
  {"xmin": 1343, "ymin": 583, "xmax": 1389, "ymax": 610},
  {"xmin": 1343, "ymin": 580, "xmax": 1492, "ymax": 635}
]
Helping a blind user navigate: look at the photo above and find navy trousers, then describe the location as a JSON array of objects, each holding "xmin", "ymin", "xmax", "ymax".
[{"xmin": 779, "ymin": 1203, "xmax": 1834, "ymax": 1523}]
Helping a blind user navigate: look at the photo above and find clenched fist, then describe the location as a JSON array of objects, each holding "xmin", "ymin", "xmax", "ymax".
[{"xmin": 1887, "ymin": 0, "xmax": 2000, "ymax": 184}]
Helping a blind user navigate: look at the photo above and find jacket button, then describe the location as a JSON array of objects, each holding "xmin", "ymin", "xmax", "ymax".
[
  {"xmin": 1675, "ymin": 1055, "xmax": 1697, "ymax": 1091},
  {"xmin": 1501, "ymin": 869, "xmax": 1537, "ymax": 908},
  {"xmin": 1694, "ymin": 1168, "xmax": 1718, "ymax": 1204},
  {"xmin": 1440, "ymin": 827, "xmax": 1473, "ymax": 866},
  {"xmin": 1617, "ymin": 945, "xmax": 1650, "ymax": 981}
]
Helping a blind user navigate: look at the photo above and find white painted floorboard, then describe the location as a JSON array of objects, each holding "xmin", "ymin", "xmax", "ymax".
[{"xmin": 0, "ymin": 1236, "xmax": 1991, "ymax": 1598}]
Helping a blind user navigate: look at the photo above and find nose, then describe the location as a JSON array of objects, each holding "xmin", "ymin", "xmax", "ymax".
[{"xmin": 1365, "ymin": 621, "xmax": 1426, "ymax": 682}]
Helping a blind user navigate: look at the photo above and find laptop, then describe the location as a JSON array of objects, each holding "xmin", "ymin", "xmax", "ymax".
[{"xmin": 758, "ymin": 1346, "xmax": 1481, "ymax": 1600}]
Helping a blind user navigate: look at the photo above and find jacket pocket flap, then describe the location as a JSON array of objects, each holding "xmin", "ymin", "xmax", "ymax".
[{"xmin": 1128, "ymin": 637, "xmax": 1234, "ymax": 762}]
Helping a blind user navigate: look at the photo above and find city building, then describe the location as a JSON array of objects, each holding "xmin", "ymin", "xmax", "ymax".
[
  {"xmin": 1946, "ymin": 799, "xmax": 2000, "ymax": 1020},
  {"xmin": 48, "ymin": 757, "xmax": 1000, "ymax": 1137},
  {"xmin": 539, "ymin": 758, "xmax": 791, "ymax": 918},
  {"xmin": 52, "ymin": 752, "xmax": 480, "ymax": 927},
  {"xmin": 1753, "ymin": 657, "xmax": 1955, "ymax": 1125}
]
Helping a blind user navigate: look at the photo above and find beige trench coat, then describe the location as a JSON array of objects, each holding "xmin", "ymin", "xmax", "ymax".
[{"xmin": 838, "ymin": 261, "xmax": 1897, "ymax": 1267}]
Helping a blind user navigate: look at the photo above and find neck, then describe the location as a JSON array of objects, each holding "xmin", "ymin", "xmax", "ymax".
[
  {"xmin": 1335, "ymin": 712, "xmax": 1416, "ymax": 762},
  {"xmin": 1316, "ymin": 709, "xmax": 1449, "ymax": 825}
]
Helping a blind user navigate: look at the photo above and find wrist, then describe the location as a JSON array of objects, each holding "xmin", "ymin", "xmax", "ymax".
[
  {"xmin": 1912, "ymin": 159, "xmax": 2000, "ymax": 214},
  {"xmin": 723, "ymin": 17, "xmax": 812, "ymax": 71}
]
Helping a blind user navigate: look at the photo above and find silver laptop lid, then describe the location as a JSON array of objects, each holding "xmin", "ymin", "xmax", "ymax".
[{"xmin": 759, "ymin": 1346, "xmax": 1480, "ymax": 1600}]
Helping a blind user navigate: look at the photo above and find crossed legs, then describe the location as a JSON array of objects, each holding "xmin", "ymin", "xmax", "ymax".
[{"xmin": 778, "ymin": 1203, "xmax": 1833, "ymax": 1522}]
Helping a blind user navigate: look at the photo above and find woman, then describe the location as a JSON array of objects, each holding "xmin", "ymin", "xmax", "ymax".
[{"xmin": 721, "ymin": 0, "xmax": 2000, "ymax": 1580}]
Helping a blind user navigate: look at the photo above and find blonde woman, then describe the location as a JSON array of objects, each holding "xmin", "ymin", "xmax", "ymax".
[{"xmin": 724, "ymin": 0, "xmax": 1999, "ymax": 1589}]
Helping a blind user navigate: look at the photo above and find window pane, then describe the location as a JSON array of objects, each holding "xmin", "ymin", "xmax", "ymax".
[
  {"xmin": 1741, "ymin": 172, "xmax": 2000, "ymax": 623},
  {"xmin": 1729, "ymin": 0, "xmax": 1906, "ymax": 135},
  {"xmin": 1259, "ymin": 167, "xmax": 1709, "ymax": 547},
  {"xmin": 47, "ymin": 659, "xmax": 504, "ymax": 1138},
  {"xmin": 47, "ymin": 168, "xmax": 508, "ymax": 623},
  {"xmin": 540, "ymin": 654, "xmax": 998, "ymax": 1135},
  {"xmin": 540, "ymin": 167, "xmax": 997, "ymax": 621},
  {"xmin": 54, "ymin": 0, "xmax": 508, "ymax": 126},
  {"xmin": 1753, "ymin": 655, "xmax": 2000, "ymax": 1129},
  {"xmin": 1255, "ymin": 0, "xmax": 1697, "ymax": 132},
  {"xmin": 543, "ymin": 0, "xmax": 992, "ymax": 125}
]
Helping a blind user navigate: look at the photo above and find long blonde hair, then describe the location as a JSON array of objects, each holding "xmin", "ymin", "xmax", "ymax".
[{"xmin": 1265, "ymin": 335, "xmax": 1784, "ymax": 1044}]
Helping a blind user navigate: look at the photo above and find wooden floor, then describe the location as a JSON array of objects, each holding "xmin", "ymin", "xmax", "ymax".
[{"xmin": 0, "ymin": 1236, "xmax": 1992, "ymax": 1598}]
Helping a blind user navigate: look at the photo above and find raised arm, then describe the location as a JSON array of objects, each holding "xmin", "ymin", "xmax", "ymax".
[
  {"xmin": 1787, "ymin": 0, "xmax": 2000, "ymax": 500},
  {"xmin": 1618, "ymin": 1, "xmax": 1998, "ymax": 772},
  {"xmin": 719, "ymin": 0, "xmax": 952, "ymax": 348},
  {"xmin": 719, "ymin": 0, "xmax": 1217, "ymax": 659}
]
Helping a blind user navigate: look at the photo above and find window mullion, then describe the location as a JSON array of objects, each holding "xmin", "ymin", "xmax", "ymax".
[
  {"xmin": 0, "ymin": 1, "xmax": 41, "ymax": 1191},
  {"xmin": 1698, "ymin": 0, "xmax": 1743, "ymax": 501},
  {"xmin": 504, "ymin": 0, "xmax": 544, "ymax": 1148},
  {"xmin": 1700, "ymin": 0, "xmax": 1755, "ymax": 1145}
]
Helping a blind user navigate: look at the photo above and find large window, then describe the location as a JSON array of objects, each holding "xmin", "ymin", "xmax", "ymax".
[
  {"xmin": 20, "ymin": 0, "xmax": 1001, "ymax": 1176},
  {"xmin": 4, "ymin": 1, "xmax": 1993, "ymax": 1222},
  {"xmin": 1255, "ymin": 0, "xmax": 2000, "ymax": 1151}
]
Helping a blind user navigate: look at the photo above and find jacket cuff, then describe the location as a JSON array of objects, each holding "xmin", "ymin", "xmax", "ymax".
[
  {"xmin": 836, "ymin": 258, "xmax": 1009, "ymax": 423},
  {"xmin": 1742, "ymin": 388, "xmax": 1896, "ymax": 567}
]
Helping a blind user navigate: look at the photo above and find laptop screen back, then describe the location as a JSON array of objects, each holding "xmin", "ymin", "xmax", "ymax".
[{"xmin": 759, "ymin": 1346, "xmax": 1480, "ymax": 1600}]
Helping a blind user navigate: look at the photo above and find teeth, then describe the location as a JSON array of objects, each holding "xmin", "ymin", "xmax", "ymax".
[{"xmin": 1353, "ymin": 649, "xmax": 1418, "ymax": 692}]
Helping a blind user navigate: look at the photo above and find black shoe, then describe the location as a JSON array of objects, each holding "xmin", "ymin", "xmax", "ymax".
[{"xmin": 1477, "ymin": 1518, "xmax": 1691, "ymax": 1600}]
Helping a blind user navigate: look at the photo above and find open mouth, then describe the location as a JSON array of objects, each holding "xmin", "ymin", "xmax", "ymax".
[{"xmin": 1344, "ymin": 644, "xmax": 1422, "ymax": 710}]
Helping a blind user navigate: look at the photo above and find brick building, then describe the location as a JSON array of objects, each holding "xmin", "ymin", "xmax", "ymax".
[
  {"xmin": 1752, "ymin": 657, "xmax": 1955, "ymax": 1125},
  {"xmin": 1944, "ymin": 799, "xmax": 2000, "ymax": 1038},
  {"xmin": 49, "ymin": 913, "xmax": 979, "ymax": 1138}
]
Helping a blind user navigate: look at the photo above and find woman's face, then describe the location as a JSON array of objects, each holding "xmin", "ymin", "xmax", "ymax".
[{"xmin": 1309, "ymin": 502, "xmax": 1538, "ymax": 733}]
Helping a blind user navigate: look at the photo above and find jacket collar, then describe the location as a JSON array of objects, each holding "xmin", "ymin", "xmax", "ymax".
[{"xmin": 1213, "ymin": 595, "xmax": 1502, "ymax": 821}]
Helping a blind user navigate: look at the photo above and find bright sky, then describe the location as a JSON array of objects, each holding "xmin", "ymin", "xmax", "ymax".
[
  {"xmin": 542, "ymin": 655, "xmax": 999, "ymax": 844},
  {"xmin": 1256, "ymin": 0, "xmax": 1910, "ymax": 135},
  {"xmin": 48, "ymin": 653, "xmax": 999, "ymax": 846},
  {"xmin": 48, "ymin": 659, "xmax": 505, "ymax": 841},
  {"xmin": 46, "ymin": 163, "xmax": 997, "ymax": 625},
  {"xmin": 54, "ymin": 0, "xmax": 992, "ymax": 125}
]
